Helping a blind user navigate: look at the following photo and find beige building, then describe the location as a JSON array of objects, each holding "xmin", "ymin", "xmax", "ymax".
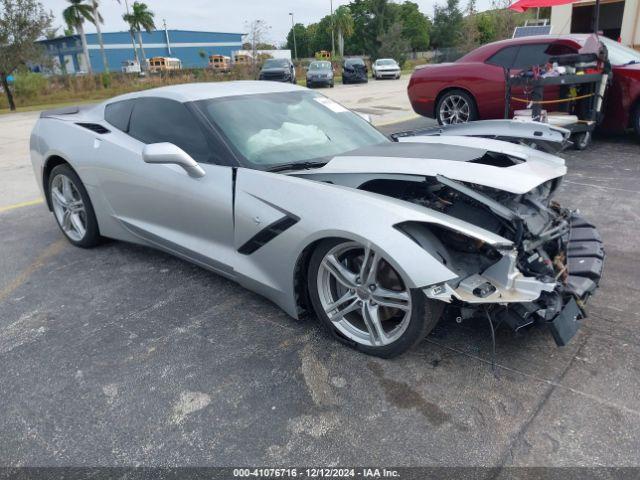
[{"xmin": 550, "ymin": 0, "xmax": 640, "ymax": 49}]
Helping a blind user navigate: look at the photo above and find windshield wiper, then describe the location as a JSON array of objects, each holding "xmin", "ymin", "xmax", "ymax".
[
  {"xmin": 267, "ymin": 161, "xmax": 327, "ymax": 173},
  {"xmin": 622, "ymin": 60, "xmax": 639, "ymax": 66}
]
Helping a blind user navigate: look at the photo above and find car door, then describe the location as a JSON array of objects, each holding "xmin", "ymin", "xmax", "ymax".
[{"xmin": 95, "ymin": 96, "xmax": 236, "ymax": 276}]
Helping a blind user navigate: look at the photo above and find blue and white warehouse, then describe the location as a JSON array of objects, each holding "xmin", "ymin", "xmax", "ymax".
[{"xmin": 38, "ymin": 29, "xmax": 244, "ymax": 73}]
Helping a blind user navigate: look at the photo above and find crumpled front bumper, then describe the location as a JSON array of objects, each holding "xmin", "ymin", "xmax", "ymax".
[
  {"xmin": 425, "ymin": 213, "xmax": 604, "ymax": 347},
  {"xmin": 547, "ymin": 213, "xmax": 605, "ymax": 346},
  {"xmin": 565, "ymin": 213, "xmax": 605, "ymax": 299}
]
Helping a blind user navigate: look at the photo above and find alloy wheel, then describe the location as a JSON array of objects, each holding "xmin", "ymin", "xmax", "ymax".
[
  {"xmin": 316, "ymin": 242, "xmax": 412, "ymax": 347},
  {"xmin": 50, "ymin": 174, "xmax": 87, "ymax": 242},
  {"xmin": 439, "ymin": 94, "xmax": 471, "ymax": 124}
]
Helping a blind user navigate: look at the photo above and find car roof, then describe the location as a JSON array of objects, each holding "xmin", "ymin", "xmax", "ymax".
[
  {"xmin": 460, "ymin": 34, "xmax": 599, "ymax": 61},
  {"xmin": 104, "ymin": 81, "xmax": 304, "ymax": 104}
]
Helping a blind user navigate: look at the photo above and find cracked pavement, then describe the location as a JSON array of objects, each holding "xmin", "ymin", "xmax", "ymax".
[{"xmin": 0, "ymin": 115, "xmax": 639, "ymax": 466}]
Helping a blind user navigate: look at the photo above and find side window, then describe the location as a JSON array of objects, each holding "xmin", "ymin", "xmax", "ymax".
[
  {"xmin": 486, "ymin": 46, "xmax": 519, "ymax": 68},
  {"xmin": 128, "ymin": 97, "xmax": 211, "ymax": 163},
  {"xmin": 546, "ymin": 43, "xmax": 577, "ymax": 56},
  {"xmin": 512, "ymin": 44, "xmax": 552, "ymax": 68},
  {"xmin": 104, "ymin": 100, "xmax": 134, "ymax": 132}
]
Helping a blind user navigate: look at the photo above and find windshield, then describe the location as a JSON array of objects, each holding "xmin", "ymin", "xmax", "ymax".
[
  {"xmin": 263, "ymin": 59, "xmax": 289, "ymax": 69},
  {"xmin": 196, "ymin": 91, "xmax": 388, "ymax": 168},
  {"xmin": 309, "ymin": 61, "xmax": 331, "ymax": 70},
  {"xmin": 600, "ymin": 37, "xmax": 640, "ymax": 66},
  {"xmin": 345, "ymin": 58, "xmax": 365, "ymax": 66},
  {"xmin": 376, "ymin": 59, "xmax": 396, "ymax": 66}
]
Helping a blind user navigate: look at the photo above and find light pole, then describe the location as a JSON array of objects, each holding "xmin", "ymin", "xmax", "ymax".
[
  {"xmin": 330, "ymin": 0, "xmax": 335, "ymax": 58},
  {"xmin": 289, "ymin": 12, "xmax": 298, "ymax": 61}
]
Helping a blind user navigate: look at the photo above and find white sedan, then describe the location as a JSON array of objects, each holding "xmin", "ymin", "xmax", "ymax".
[{"xmin": 372, "ymin": 58, "xmax": 401, "ymax": 79}]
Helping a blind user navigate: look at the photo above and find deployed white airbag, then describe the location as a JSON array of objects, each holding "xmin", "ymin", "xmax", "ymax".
[{"xmin": 246, "ymin": 122, "xmax": 329, "ymax": 162}]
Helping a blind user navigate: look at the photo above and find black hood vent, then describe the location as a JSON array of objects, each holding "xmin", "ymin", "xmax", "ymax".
[{"xmin": 76, "ymin": 122, "xmax": 110, "ymax": 134}]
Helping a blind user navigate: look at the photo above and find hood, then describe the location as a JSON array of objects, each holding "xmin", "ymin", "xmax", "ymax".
[
  {"xmin": 296, "ymin": 136, "xmax": 566, "ymax": 195},
  {"xmin": 376, "ymin": 65, "xmax": 400, "ymax": 70}
]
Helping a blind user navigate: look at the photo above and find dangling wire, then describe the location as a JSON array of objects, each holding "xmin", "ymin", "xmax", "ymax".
[{"xmin": 484, "ymin": 307, "xmax": 499, "ymax": 378}]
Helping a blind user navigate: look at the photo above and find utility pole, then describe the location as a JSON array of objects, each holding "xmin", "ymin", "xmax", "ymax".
[
  {"xmin": 593, "ymin": 0, "xmax": 601, "ymax": 35},
  {"xmin": 330, "ymin": 0, "xmax": 335, "ymax": 57},
  {"xmin": 163, "ymin": 18, "xmax": 172, "ymax": 55},
  {"xmin": 289, "ymin": 12, "xmax": 297, "ymax": 60}
]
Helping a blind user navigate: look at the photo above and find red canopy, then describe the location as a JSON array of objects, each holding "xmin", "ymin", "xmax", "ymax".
[{"xmin": 508, "ymin": 0, "xmax": 579, "ymax": 12}]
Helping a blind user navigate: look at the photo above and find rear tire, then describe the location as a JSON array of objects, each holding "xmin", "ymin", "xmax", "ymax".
[
  {"xmin": 633, "ymin": 103, "xmax": 640, "ymax": 139},
  {"xmin": 307, "ymin": 238, "xmax": 443, "ymax": 358},
  {"xmin": 436, "ymin": 89, "xmax": 478, "ymax": 125},
  {"xmin": 47, "ymin": 164, "xmax": 101, "ymax": 248}
]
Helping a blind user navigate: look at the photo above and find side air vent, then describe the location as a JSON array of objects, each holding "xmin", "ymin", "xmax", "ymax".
[
  {"xmin": 238, "ymin": 216, "xmax": 299, "ymax": 255},
  {"xmin": 468, "ymin": 152, "xmax": 522, "ymax": 167},
  {"xmin": 76, "ymin": 122, "xmax": 111, "ymax": 134}
]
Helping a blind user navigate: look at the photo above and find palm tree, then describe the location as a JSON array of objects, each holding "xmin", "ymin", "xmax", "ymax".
[
  {"xmin": 62, "ymin": 0, "xmax": 95, "ymax": 74},
  {"xmin": 334, "ymin": 5, "xmax": 354, "ymax": 57},
  {"xmin": 87, "ymin": 0, "xmax": 109, "ymax": 72},
  {"xmin": 122, "ymin": 0, "xmax": 140, "ymax": 67},
  {"xmin": 123, "ymin": 2, "xmax": 156, "ymax": 71}
]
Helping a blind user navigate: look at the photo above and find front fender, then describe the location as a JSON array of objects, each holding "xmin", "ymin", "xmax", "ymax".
[{"xmin": 232, "ymin": 168, "xmax": 510, "ymax": 318}]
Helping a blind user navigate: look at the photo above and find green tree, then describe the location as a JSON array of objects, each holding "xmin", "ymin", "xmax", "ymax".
[
  {"xmin": 473, "ymin": 11, "xmax": 496, "ymax": 43},
  {"xmin": 430, "ymin": 0, "xmax": 463, "ymax": 48},
  {"xmin": 0, "ymin": 0, "xmax": 52, "ymax": 111},
  {"xmin": 458, "ymin": 0, "xmax": 481, "ymax": 53},
  {"xmin": 344, "ymin": 0, "xmax": 399, "ymax": 58},
  {"xmin": 377, "ymin": 21, "xmax": 410, "ymax": 65},
  {"xmin": 62, "ymin": 0, "xmax": 94, "ymax": 73},
  {"xmin": 334, "ymin": 5, "xmax": 354, "ymax": 57},
  {"xmin": 308, "ymin": 16, "xmax": 332, "ymax": 56},
  {"xmin": 123, "ymin": 1, "xmax": 155, "ymax": 71},
  {"xmin": 286, "ymin": 23, "xmax": 311, "ymax": 58},
  {"xmin": 398, "ymin": 1, "xmax": 430, "ymax": 52}
]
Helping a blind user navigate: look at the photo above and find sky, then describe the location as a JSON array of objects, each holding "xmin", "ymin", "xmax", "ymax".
[{"xmin": 42, "ymin": 0, "xmax": 495, "ymax": 45}]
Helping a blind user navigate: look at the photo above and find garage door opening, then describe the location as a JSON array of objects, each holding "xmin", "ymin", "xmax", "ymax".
[{"xmin": 570, "ymin": 0, "xmax": 625, "ymax": 40}]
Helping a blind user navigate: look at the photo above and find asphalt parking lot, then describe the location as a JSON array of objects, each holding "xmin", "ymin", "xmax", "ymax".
[{"xmin": 1, "ymin": 111, "xmax": 639, "ymax": 467}]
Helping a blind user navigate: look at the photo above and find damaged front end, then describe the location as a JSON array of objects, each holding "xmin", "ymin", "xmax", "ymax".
[{"xmin": 373, "ymin": 174, "xmax": 604, "ymax": 346}]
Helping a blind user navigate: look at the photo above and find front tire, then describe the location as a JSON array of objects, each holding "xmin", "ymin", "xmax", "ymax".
[
  {"xmin": 307, "ymin": 239, "xmax": 443, "ymax": 358},
  {"xmin": 48, "ymin": 164, "xmax": 101, "ymax": 248},
  {"xmin": 436, "ymin": 89, "xmax": 478, "ymax": 125},
  {"xmin": 573, "ymin": 131, "xmax": 592, "ymax": 150}
]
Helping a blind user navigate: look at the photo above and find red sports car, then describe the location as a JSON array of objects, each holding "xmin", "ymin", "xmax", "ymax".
[{"xmin": 408, "ymin": 34, "xmax": 640, "ymax": 137}]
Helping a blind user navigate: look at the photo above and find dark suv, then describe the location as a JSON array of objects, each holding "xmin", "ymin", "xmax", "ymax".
[
  {"xmin": 258, "ymin": 58, "xmax": 296, "ymax": 83},
  {"xmin": 342, "ymin": 58, "xmax": 368, "ymax": 84}
]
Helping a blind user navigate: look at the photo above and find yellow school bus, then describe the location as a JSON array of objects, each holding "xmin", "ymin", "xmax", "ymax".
[
  {"xmin": 233, "ymin": 53, "xmax": 252, "ymax": 65},
  {"xmin": 148, "ymin": 56, "xmax": 182, "ymax": 72},
  {"xmin": 209, "ymin": 55, "xmax": 231, "ymax": 72}
]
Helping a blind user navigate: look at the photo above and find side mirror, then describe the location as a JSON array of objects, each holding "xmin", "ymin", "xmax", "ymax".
[
  {"xmin": 355, "ymin": 112, "xmax": 372, "ymax": 124},
  {"xmin": 142, "ymin": 143, "xmax": 206, "ymax": 178}
]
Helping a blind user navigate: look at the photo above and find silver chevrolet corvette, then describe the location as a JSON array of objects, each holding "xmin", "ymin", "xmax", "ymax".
[{"xmin": 30, "ymin": 81, "xmax": 604, "ymax": 358}]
